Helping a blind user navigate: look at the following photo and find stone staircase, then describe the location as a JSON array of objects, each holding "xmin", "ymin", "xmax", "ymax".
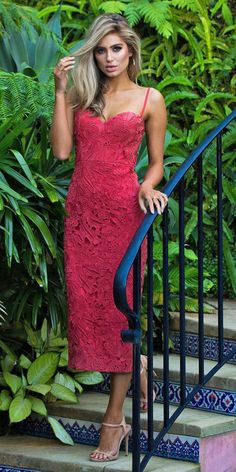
[{"xmin": 0, "ymin": 299, "xmax": 235, "ymax": 472}]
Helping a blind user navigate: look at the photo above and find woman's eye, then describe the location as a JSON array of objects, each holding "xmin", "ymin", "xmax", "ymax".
[{"xmin": 95, "ymin": 46, "xmax": 122, "ymax": 54}]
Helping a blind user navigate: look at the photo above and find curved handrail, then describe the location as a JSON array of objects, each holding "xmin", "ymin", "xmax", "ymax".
[{"xmin": 113, "ymin": 109, "xmax": 236, "ymax": 320}]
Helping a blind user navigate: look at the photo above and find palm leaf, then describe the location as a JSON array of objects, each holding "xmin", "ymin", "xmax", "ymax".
[
  {"xmin": 0, "ymin": 163, "xmax": 43, "ymax": 197},
  {"xmin": 20, "ymin": 207, "xmax": 56, "ymax": 258}
]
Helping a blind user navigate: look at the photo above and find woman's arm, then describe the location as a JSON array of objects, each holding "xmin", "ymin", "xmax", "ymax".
[
  {"xmin": 50, "ymin": 56, "xmax": 75, "ymax": 160},
  {"xmin": 138, "ymin": 88, "xmax": 168, "ymax": 214}
]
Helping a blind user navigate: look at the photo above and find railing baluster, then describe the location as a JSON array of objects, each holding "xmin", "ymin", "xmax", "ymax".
[
  {"xmin": 162, "ymin": 206, "xmax": 169, "ymax": 426},
  {"xmin": 132, "ymin": 249, "xmax": 141, "ymax": 472},
  {"xmin": 179, "ymin": 179, "xmax": 186, "ymax": 405},
  {"xmin": 113, "ymin": 111, "xmax": 236, "ymax": 472},
  {"xmin": 147, "ymin": 226, "xmax": 154, "ymax": 450},
  {"xmin": 217, "ymin": 133, "xmax": 224, "ymax": 363},
  {"xmin": 197, "ymin": 154, "xmax": 204, "ymax": 383}
]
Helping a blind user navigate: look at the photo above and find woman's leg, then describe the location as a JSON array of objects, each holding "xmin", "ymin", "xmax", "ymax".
[{"xmin": 90, "ymin": 372, "xmax": 132, "ymax": 460}]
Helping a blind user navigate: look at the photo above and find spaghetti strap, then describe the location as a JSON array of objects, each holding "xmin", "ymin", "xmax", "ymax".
[{"xmin": 140, "ymin": 87, "xmax": 151, "ymax": 117}]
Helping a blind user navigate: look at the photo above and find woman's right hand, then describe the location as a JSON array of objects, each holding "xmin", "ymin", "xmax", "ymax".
[{"xmin": 54, "ymin": 56, "xmax": 75, "ymax": 93}]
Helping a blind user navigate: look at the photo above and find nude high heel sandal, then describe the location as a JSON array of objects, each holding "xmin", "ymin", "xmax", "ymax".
[
  {"xmin": 140, "ymin": 354, "xmax": 157, "ymax": 412},
  {"xmin": 89, "ymin": 416, "xmax": 131, "ymax": 462}
]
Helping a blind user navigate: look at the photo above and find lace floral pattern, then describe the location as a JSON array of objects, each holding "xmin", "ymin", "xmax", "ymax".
[{"xmin": 64, "ymin": 108, "xmax": 148, "ymax": 372}]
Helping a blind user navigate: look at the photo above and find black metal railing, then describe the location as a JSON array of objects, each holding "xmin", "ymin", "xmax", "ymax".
[{"xmin": 113, "ymin": 109, "xmax": 236, "ymax": 472}]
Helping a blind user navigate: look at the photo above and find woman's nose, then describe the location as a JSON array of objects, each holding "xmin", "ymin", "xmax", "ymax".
[{"xmin": 106, "ymin": 51, "xmax": 113, "ymax": 62}]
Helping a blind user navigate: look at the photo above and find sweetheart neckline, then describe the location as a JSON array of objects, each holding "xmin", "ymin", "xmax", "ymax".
[{"xmin": 78, "ymin": 109, "xmax": 145, "ymax": 124}]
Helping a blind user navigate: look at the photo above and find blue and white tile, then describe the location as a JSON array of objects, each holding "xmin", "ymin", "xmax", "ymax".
[
  {"xmin": 0, "ymin": 467, "xmax": 39, "ymax": 472},
  {"xmin": 171, "ymin": 332, "xmax": 236, "ymax": 364},
  {"xmin": 94, "ymin": 375, "xmax": 236, "ymax": 416},
  {"xmin": 12, "ymin": 415, "xmax": 200, "ymax": 463}
]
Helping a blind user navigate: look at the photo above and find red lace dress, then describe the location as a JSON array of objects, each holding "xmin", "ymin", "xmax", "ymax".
[{"xmin": 64, "ymin": 87, "xmax": 150, "ymax": 372}]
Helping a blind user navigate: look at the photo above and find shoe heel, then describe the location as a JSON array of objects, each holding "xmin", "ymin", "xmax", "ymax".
[{"xmin": 125, "ymin": 432, "xmax": 129, "ymax": 456}]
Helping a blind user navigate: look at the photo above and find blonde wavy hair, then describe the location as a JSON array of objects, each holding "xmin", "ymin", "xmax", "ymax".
[{"xmin": 69, "ymin": 13, "xmax": 141, "ymax": 116}]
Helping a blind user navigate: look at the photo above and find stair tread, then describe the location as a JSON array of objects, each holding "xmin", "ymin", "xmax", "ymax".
[
  {"xmin": 153, "ymin": 353, "xmax": 236, "ymax": 390},
  {"xmin": 170, "ymin": 299, "xmax": 236, "ymax": 339},
  {"xmin": 47, "ymin": 391, "xmax": 236, "ymax": 438},
  {"xmin": 0, "ymin": 434, "xmax": 200, "ymax": 472}
]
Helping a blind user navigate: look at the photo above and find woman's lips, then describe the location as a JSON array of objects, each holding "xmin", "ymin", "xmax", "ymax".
[{"xmin": 105, "ymin": 65, "xmax": 118, "ymax": 71}]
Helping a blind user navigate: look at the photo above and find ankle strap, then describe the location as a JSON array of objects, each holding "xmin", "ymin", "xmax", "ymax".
[{"xmin": 102, "ymin": 416, "xmax": 126, "ymax": 431}]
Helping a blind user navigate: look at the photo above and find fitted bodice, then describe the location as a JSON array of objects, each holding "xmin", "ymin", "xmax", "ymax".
[{"xmin": 73, "ymin": 109, "xmax": 145, "ymax": 169}]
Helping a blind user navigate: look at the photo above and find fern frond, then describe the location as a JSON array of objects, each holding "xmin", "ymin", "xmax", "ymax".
[
  {"xmin": 199, "ymin": 15, "xmax": 213, "ymax": 61},
  {"xmin": 222, "ymin": 123, "xmax": 236, "ymax": 149},
  {"xmin": 137, "ymin": 1, "xmax": 173, "ymax": 38},
  {"xmin": 175, "ymin": 25, "xmax": 205, "ymax": 70},
  {"xmin": 157, "ymin": 75, "xmax": 193, "ymax": 91},
  {"xmin": 194, "ymin": 92, "xmax": 236, "ymax": 122},
  {"xmin": 0, "ymin": 1, "xmax": 50, "ymax": 36},
  {"xmin": 0, "ymin": 72, "xmax": 54, "ymax": 125},
  {"xmin": 124, "ymin": 2, "xmax": 142, "ymax": 26},
  {"xmin": 98, "ymin": 1, "xmax": 126, "ymax": 14},
  {"xmin": 0, "ymin": 3, "xmax": 16, "ymax": 34},
  {"xmin": 0, "ymin": 1, "xmax": 63, "ymax": 53},
  {"xmin": 163, "ymin": 49, "xmax": 175, "ymax": 75},
  {"xmin": 165, "ymin": 91, "xmax": 199, "ymax": 106},
  {"xmin": 171, "ymin": 0, "xmax": 198, "ymax": 12}
]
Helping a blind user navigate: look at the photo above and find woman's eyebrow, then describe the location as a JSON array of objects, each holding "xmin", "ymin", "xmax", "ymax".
[{"xmin": 96, "ymin": 43, "xmax": 123, "ymax": 48}]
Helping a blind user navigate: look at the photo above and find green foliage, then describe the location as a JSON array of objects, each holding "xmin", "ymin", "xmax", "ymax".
[
  {"xmin": 0, "ymin": 319, "xmax": 104, "ymax": 443},
  {"xmin": 0, "ymin": 72, "xmax": 54, "ymax": 123},
  {"xmin": 98, "ymin": 0, "xmax": 173, "ymax": 38},
  {"xmin": 0, "ymin": 1, "xmax": 51, "ymax": 35},
  {"xmin": 0, "ymin": 0, "xmax": 235, "ymax": 348},
  {"xmin": 0, "ymin": 118, "xmax": 74, "ymax": 329},
  {"xmin": 47, "ymin": 416, "xmax": 74, "ymax": 445},
  {"xmin": 140, "ymin": 236, "xmax": 215, "ymax": 347}
]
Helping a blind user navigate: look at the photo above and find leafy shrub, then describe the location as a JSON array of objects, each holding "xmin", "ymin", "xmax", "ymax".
[
  {"xmin": 0, "ymin": 0, "xmax": 235, "ymax": 342},
  {"xmin": 0, "ymin": 319, "xmax": 103, "ymax": 442}
]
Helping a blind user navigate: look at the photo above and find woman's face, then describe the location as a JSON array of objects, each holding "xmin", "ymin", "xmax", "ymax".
[{"xmin": 94, "ymin": 32, "xmax": 132, "ymax": 77}]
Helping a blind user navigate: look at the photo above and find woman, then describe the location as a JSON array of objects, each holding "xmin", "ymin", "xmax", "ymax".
[{"xmin": 50, "ymin": 13, "xmax": 167, "ymax": 462}]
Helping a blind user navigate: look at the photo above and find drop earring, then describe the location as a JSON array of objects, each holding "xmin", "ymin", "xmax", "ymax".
[{"xmin": 132, "ymin": 57, "xmax": 135, "ymax": 66}]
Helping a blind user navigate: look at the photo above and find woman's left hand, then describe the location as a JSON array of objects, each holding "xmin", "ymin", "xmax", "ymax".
[{"xmin": 138, "ymin": 182, "xmax": 168, "ymax": 215}]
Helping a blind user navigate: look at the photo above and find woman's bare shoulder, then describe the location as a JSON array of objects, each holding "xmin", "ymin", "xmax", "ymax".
[
  {"xmin": 146, "ymin": 87, "xmax": 166, "ymax": 119},
  {"xmin": 134, "ymin": 85, "xmax": 164, "ymax": 104},
  {"xmin": 148, "ymin": 87, "xmax": 165, "ymax": 105}
]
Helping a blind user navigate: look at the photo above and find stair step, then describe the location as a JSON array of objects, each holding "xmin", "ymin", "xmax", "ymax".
[
  {"xmin": 0, "ymin": 435, "xmax": 200, "ymax": 472},
  {"xmin": 170, "ymin": 298, "xmax": 236, "ymax": 340},
  {"xmin": 94, "ymin": 355, "xmax": 236, "ymax": 415},
  {"xmin": 45, "ymin": 392, "xmax": 236, "ymax": 438},
  {"xmin": 154, "ymin": 353, "xmax": 236, "ymax": 391},
  {"xmin": 12, "ymin": 391, "xmax": 236, "ymax": 464}
]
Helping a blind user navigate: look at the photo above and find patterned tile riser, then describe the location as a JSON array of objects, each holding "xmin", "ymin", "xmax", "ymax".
[
  {"xmin": 171, "ymin": 332, "xmax": 236, "ymax": 364},
  {"xmin": 94, "ymin": 375, "xmax": 236, "ymax": 416},
  {"xmin": 0, "ymin": 468, "xmax": 40, "ymax": 472},
  {"xmin": 12, "ymin": 416, "xmax": 200, "ymax": 463}
]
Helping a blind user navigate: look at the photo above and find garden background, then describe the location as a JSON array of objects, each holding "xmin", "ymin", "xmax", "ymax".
[{"xmin": 0, "ymin": 0, "xmax": 235, "ymax": 444}]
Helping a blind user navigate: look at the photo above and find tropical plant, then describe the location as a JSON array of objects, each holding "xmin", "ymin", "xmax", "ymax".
[
  {"xmin": 140, "ymin": 237, "xmax": 215, "ymax": 352},
  {"xmin": 0, "ymin": 0, "xmax": 235, "ymax": 346},
  {"xmin": 0, "ymin": 6, "xmax": 74, "ymax": 330},
  {"xmin": 0, "ymin": 318, "xmax": 103, "ymax": 443},
  {"xmin": 0, "ymin": 108, "xmax": 74, "ymax": 329}
]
